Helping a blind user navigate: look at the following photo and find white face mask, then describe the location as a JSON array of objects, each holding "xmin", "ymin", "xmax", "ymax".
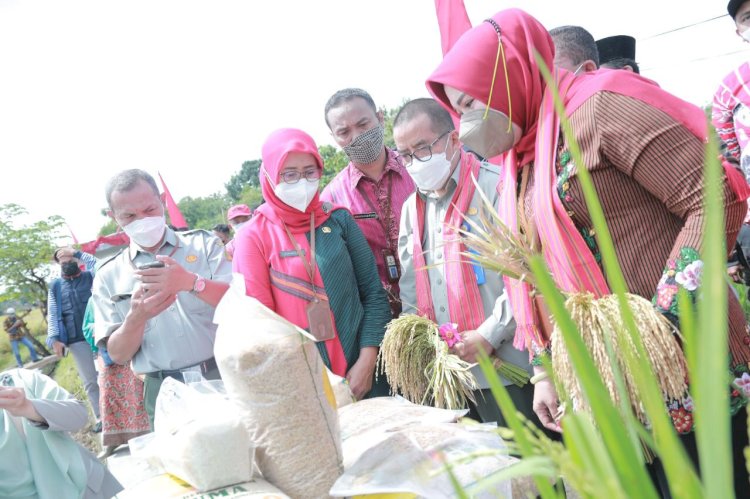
[
  {"xmin": 275, "ymin": 180, "xmax": 320, "ymax": 212},
  {"xmin": 459, "ymin": 108, "xmax": 517, "ymax": 159},
  {"xmin": 407, "ymin": 148, "xmax": 457, "ymax": 193},
  {"xmin": 122, "ymin": 215, "xmax": 166, "ymax": 248},
  {"xmin": 742, "ymin": 28, "xmax": 750, "ymax": 43}
]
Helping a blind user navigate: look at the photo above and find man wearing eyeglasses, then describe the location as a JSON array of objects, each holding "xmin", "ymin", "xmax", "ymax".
[
  {"xmin": 321, "ymin": 88, "xmax": 415, "ymax": 317},
  {"xmin": 393, "ymin": 98, "xmax": 534, "ymax": 425}
]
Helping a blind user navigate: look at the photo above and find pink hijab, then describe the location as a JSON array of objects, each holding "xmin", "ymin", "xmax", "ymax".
[
  {"xmin": 256, "ymin": 128, "xmax": 332, "ymax": 233},
  {"xmin": 426, "ymin": 8, "xmax": 748, "ymax": 350},
  {"xmin": 252, "ymin": 128, "xmax": 347, "ymax": 375}
]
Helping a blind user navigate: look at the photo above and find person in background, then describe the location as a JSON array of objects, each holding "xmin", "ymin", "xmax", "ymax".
[
  {"xmin": 426, "ymin": 8, "xmax": 750, "ymax": 494},
  {"xmin": 233, "ymin": 128, "xmax": 392, "ymax": 400},
  {"xmin": 393, "ymin": 98, "xmax": 534, "ymax": 425},
  {"xmin": 81, "ymin": 299, "xmax": 150, "ymax": 459},
  {"xmin": 0, "ymin": 368, "xmax": 123, "ymax": 498},
  {"xmin": 225, "ymin": 204, "xmax": 253, "ymax": 260},
  {"xmin": 596, "ymin": 34, "xmax": 640, "ymax": 73},
  {"xmin": 47, "ymin": 246, "xmax": 101, "ymax": 432},
  {"xmin": 3, "ymin": 308, "xmax": 40, "ymax": 367},
  {"xmin": 92, "ymin": 169, "xmax": 231, "ymax": 427},
  {"xmin": 212, "ymin": 223, "xmax": 232, "ymax": 245},
  {"xmin": 714, "ymin": 0, "xmax": 750, "ymax": 185},
  {"xmin": 549, "ymin": 25, "xmax": 599, "ymax": 73},
  {"xmin": 320, "ymin": 88, "xmax": 416, "ymax": 317}
]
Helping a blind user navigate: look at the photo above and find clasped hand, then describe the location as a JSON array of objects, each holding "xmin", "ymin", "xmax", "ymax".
[{"xmin": 450, "ymin": 329, "xmax": 494, "ymax": 364}]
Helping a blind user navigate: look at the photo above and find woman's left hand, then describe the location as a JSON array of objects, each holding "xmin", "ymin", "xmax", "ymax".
[
  {"xmin": 346, "ymin": 347, "xmax": 378, "ymax": 400},
  {"xmin": 0, "ymin": 387, "xmax": 44, "ymax": 422}
]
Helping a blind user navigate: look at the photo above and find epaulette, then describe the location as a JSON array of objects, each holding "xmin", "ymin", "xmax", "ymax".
[{"xmin": 95, "ymin": 247, "xmax": 125, "ymax": 271}]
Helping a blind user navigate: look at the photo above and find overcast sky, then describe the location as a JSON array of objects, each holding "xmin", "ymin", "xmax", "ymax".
[{"xmin": 0, "ymin": 0, "xmax": 746, "ymax": 243}]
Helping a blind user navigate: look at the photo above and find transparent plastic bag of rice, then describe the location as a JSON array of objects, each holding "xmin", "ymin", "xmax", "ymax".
[
  {"xmin": 152, "ymin": 377, "xmax": 253, "ymax": 491},
  {"xmin": 214, "ymin": 275, "xmax": 344, "ymax": 499}
]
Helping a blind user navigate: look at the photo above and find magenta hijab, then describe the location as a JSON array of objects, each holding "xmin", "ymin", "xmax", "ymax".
[
  {"xmin": 424, "ymin": 8, "xmax": 749, "ymax": 350},
  {"xmin": 256, "ymin": 128, "xmax": 332, "ymax": 233},
  {"xmin": 426, "ymin": 8, "xmax": 554, "ymax": 168}
]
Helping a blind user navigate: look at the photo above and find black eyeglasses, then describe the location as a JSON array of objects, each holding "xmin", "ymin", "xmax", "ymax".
[
  {"xmin": 398, "ymin": 131, "xmax": 451, "ymax": 167},
  {"xmin": 279, "ymin": 170, "xmax": 322, "ymax": 184}
]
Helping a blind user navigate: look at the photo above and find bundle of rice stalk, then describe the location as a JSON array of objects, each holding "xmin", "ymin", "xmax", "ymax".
[
  {"xmin": 550, "ymin": 292, "xmax": 688, "ymax": 423},
  {"xmin": 458, "ymin": 206, "xmax": 537, "ymax": 288},
  {"xmin": 378, "ymin": 314, "xmax": 477, "ymax": 410},
  {"xmin": 457, "ymin": 190, "xmax": 688, "ymax": 423}
]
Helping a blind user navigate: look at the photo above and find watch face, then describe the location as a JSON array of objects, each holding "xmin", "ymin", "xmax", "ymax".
[{"xmin": 194, "ymin": 277, "xmax": 206, "ymax": 293}]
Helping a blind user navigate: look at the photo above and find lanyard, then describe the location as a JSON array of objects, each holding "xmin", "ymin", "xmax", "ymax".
[
  {"xmin": 283, "ymin": 215, "xmax": 321, "ymax": 299},
  {"xmin": 358, "ymin": 170, "xmax": 394, "ymax": 250}
]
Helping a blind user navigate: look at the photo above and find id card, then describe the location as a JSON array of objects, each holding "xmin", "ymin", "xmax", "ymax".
[
  {"xmin": 383, "ymin": 249, "xmax": 400, "ymax": 283},
  {"xmin": 307, "ymin": 298, "xmax": 336, "ymax": 342}
]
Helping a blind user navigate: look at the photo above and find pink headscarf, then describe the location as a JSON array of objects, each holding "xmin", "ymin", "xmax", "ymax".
[
  {"xmin": 250, "ymin": 128, "xmax": 348, "ymax": 375},
  {"xmin": 256, "ymin": 128, "xmax": 332, "ymax": 233},
  {"xmin": 426, "ymin": 8, "xmax": 554, "ymax": 168}
]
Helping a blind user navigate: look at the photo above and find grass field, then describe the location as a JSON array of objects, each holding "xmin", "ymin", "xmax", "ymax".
[{"xmin": 0, "ymin": 308, "xmax": 48, "ymax": 371}]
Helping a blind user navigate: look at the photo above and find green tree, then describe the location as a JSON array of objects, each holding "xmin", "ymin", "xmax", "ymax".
[
  {"xmin": 381, "ymin": 104, "xmax": 401, "ymax": 150},
  {"xmin": 237, "ymin": 186, "xmax": 263, "ymax": 211},
  {"xmin": 226, "ymin": 159, "xmax": 262, "ymax": 202},
  {"xmin": 178, "ymin": 193, "xmax": 230, "ymax": 231},
  {"xmin": 318, "ymin": 144, "xmax": 350, "ymax": 189},
  {"xmin": 97, "ymin": 208, "xmax": 119, "ymax": 236},
  {"xmin": 0, "ymin": 204, "xmax": 65, "ymax": 318}
]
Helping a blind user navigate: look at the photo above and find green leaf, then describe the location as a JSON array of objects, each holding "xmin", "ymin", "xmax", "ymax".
[
  {"xmin": 477, "ymin": 353, "xmax": 561, "ymax": 498},
  {"xmin": 693, "ymin": 133, "xmax": 733, "ymax": 498}
]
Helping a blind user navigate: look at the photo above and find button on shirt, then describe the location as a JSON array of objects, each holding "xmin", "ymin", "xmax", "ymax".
[
  {"xmin": 92, "ymin": 228, "xmax": 232, "ymax": 374},
  {"xmin": 397, "ymin": 159, "xmax": 531, "ymax": 388},
  {"xmin": 321, "ymin": 148, "xmax": 416, "ymax": 303}
]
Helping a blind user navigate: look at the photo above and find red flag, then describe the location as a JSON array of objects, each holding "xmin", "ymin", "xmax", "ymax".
[
  {"xmin": 158, "ymin": 172, "xmax": 188, "ymax": 229},
  {"xmin": 434, "ymin": 0, "xmax": 471, "ymax": 132},
  {"xmin": 434, "ymin": 0, "xmax": 472, "ymax": 56}
]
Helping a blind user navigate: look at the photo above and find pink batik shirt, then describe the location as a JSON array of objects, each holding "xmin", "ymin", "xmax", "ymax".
[{"xmin": 320, "ymin": 148, "xmax": 415, "ymax": 315}]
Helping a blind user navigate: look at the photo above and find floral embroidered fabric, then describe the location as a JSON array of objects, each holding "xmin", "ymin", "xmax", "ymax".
[{"xmin": 555, "ymin": 145, "xmax": 601, "ymax": 264}]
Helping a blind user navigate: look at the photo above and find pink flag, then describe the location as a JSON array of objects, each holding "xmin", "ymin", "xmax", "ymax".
[
  {"xmin": 158, "ymin": 172, "xmax": 188, "ymax": 229},
  {"xmin": 65, "ymin": 223, "xmax": 79, "ymax": 245},
  {"xmin": 434, "ymin": 0, "xmax": 472, "ymax": 56}
]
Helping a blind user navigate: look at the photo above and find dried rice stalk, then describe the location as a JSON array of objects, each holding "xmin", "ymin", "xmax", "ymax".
[
  {"xmin": 377, "ymin": 314, "xmax": 477, "ymax": 410},
  {"xmin": 551, "ymin": 292, "xmax": 688, "ymax": 423}
]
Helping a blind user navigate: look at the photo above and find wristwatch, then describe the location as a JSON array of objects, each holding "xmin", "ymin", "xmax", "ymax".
[{"xmin": 191, "ymin": 274, "xmax": 207, "ymax": 294}]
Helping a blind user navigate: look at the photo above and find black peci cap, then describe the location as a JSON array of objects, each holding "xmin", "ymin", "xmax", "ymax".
[
  {"xmin": 596, "ymin": 35, "xmax": 636, "ymax": 65},
  {"xmin": 728, "ymin": 0, "xmax": 749, "ymax": 20}
]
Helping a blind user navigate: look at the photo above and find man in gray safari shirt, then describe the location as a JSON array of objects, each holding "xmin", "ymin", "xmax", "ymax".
[{"xmin": 92, "ymin": 169, "xmax": 231, "ymax": 427}]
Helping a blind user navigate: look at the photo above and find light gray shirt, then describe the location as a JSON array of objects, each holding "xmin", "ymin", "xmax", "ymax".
[
  {"xmin": 92, "ymin": 228, "xmax": 232, "ymax": 374},
  {"xmin": 398, "ymin": 157, "xmax": 531, "ymax": 388}
]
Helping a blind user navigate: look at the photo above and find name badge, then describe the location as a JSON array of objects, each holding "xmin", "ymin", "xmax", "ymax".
[
  {"xmin": 353, "ymin": 212, "xmax": 378, "ymax": 220},
  {"xmin": 382, "ymin": 249, "xmax": 400, "ymax": 283},
  {"xmin": 280, "ymin": 249, "xmax": 304, "ymax": 258}
]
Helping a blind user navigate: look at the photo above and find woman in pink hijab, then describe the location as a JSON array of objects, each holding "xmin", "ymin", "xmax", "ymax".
[
  {"xmin": 232, "ymin": 128, "xmax": 391, "ymax": 400},
  {"xmin": 426, "ymin": 8, "xmax": 750, "ymax": 495}
]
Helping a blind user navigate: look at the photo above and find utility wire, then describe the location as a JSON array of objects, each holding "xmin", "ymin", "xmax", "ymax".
[{"xmin": 641, "ymin": 14, "xmax": 728, "ymax": 40}]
